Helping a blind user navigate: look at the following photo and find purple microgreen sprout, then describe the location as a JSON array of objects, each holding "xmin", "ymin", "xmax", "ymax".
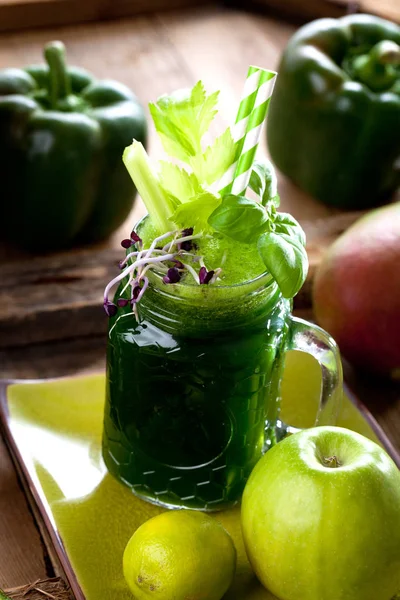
[
  {"xmin": 177, "ymin": 228, "xmax": 195, "ymax": 251},
  {"xmin": 199, "ymin": 266, "xmax": 215, "ymax": 285},
  {"xmin": 130, "ymin": 231, "xmax": 142, "ymax": 245},
  {"xmin": 104, "ymin": 228, "xmax": 222, "ymax": 319},
  {"xmin": 179, "ymin": 239, "xmax": 195, "ymax": 252},
  {"xmin": 121, "ymin": 230, "xmax": 143, "ymax": 249},
  {"xmin": 162, "ymin": 231, "xmax": 202, "ymax": 254},
  {"xmin": 104, "ymin": 252, "xmax": 175, "ymax": 306},
  {"xmin": 117, "ymin": 298, "xmax": 129, "ymax": 307},
  {"xmin": 131, "ymin": 285, "xmax": 141, "ymax": 302},
  {"xmin": 182, "ymin": 228, "xmax": 194, "ymax": 237},
  {"xmin": 131, "ymin": 279, "xmax": 147, "ymax": 304},
  {"xmin": 163, "ymin": 267, "xmax": 181, "ymax": 284},
  {"xmin": 104, "ymin": 300, "xmax": 118, "ymax": 317}
]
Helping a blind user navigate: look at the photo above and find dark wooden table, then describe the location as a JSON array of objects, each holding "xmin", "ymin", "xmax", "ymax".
[{"xmin": 0, "ymin": 5, "xmax": 399, "ymax": 594}]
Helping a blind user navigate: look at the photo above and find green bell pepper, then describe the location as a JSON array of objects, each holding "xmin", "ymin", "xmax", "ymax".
[
  {"xmin": 0, "ymin": 41, "xmax": 147, "ymax": 250},
  {"xmin": 267, "ymin": 14, "xmax": 400, "ymax": 209}
]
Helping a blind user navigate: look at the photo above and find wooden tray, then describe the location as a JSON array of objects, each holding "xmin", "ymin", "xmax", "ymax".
[{"xmin": 0, "ymin": 357, "xmax": 399, "ymax": 600}]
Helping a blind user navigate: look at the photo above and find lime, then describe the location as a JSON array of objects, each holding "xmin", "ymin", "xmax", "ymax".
[{"xmin": 123, "ymin": 510, "xmax": 236, "ymax": 600}]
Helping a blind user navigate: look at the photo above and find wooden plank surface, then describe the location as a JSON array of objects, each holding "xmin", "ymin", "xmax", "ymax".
[
  {"xmin": 0, "ymin": 0, "xmax": 210, "ymax": 33},
  {"xmin": 232, "ymin": 0, "xmax": 351, "ymax": 21},
  {"xmin": 0, "ymin": 433, "xmax": 50, "ymax": 588},
  {"xmin": 0, "ymin": 5, "xmax": 399, "ymax": 594},
  {"xmin": 0, "ymin": 0, "xmax": 399, "ymax": 34},
  {"xmin": 231, "ymin": 0, "xmax": 400, "ymax": 23}
]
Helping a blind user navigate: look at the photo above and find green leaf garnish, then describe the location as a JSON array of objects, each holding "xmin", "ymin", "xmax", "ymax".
[
  {"xmin": 123, "ymin": 141, "xmax": 174, "ymax": 233},
  {"xmin": 273, "ymin": 212, "xmax": 306, "ymax": 246},
  {"xmin": 172, "ymin": 192, "xmax": 221, "ymax": 231},
  {"xmin": 208, "ymin": 166, "xmax": 308, "ymax": 296},
  {"xmin": 159, "ymin": 161, "xmax": 202, "ymax": 206},
  {"xmin": 190, "ymin": 128, "xmax": 236, "ymax": 184},
  {"xmin": 149, "ymin": 81, "xmax": 219, "ymax": 161},
  {"xmin": 147, "ymin": 81, "xmax": 236, "ymax": 234},
  {"xmin": 258, "ymin": 232, "xmax": 308, "ymax": 298},
  {"xmin": 249, "ymin": 159, "xmax": 278, "ymax": 206},
  {"xmin": 208, "ymin": 195, "xmax": 270, "ymax": 244},
  {"xmin": 122, "ymin": 79, "xmax": 308, "ymax": 299}
]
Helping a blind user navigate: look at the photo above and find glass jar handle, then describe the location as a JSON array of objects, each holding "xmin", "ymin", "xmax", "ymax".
[{"xmin": 286, "ymin": 316, "xmax": 343, "ymax": 427}]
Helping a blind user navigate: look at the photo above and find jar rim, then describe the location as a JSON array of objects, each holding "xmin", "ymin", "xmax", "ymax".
[
  {"xmin": 143, "ymin": 262, "xmax": 279, "ymax": 309},
  {"xmin": 148, "ymin": 267, "xmax": 274, "ymax": 290}
]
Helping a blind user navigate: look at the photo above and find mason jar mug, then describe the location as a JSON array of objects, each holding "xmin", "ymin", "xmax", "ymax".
[{"xmin": 102, "ymin": 266, "xmax": 342, "ymax": 511}]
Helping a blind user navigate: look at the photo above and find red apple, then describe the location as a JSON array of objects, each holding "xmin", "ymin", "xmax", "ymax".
[{"xmin": 313, "ymin": 202, "xmax": 400, "ymax": 374}]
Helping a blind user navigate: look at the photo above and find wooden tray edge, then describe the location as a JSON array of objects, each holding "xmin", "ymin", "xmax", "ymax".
[{"xmin": 0, "ymin": 380, "xmax": 85, "ymax": 600}]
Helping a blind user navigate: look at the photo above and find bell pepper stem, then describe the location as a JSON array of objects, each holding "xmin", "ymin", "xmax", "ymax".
[
  {"xmin": 353, "ymin": 40, "xmax": 400, "ymax": 92},
  {"xmin": 370, "ymin": 40, "xmax": 400, "ymax": 66},
  {"xmin": 44, "ymin": 41, "xmax": 71, "ymax": 109}
]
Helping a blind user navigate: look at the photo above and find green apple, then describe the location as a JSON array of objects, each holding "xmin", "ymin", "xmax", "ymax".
[{"xmin": 241, "ymin": 426, "xmax": 400, "ymax": 600}]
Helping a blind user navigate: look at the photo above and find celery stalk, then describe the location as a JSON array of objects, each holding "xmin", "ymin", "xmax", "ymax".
[{"xmin": 123, "ymin": 141, "xmax": 174, "ymax": 233}]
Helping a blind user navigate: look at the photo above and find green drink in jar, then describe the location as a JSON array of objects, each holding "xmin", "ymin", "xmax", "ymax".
[{"xmin": 102, "ymin": 71, "xmax": 342, "ymax": 510}]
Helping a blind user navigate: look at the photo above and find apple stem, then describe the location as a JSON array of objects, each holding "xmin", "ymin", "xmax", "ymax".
[{"xmin": 323, "ymin": 455, "xmax": 342, "ymax": 469}]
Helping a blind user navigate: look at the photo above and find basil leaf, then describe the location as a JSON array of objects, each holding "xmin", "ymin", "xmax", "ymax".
[
  {"xmin": 249, "ymin": 159, "xmax": 278, "ymax": 206},
  {"xmin": 268, "ymin": 194, "xmax": 281, "ymax": 209},
  {"xmin": 258, "ymin": 232, "xmax": 309, "ymax": 298},
  {"xmin": 208, "ymin": 195, "xmax": 270, "ymax": 243},
  {"xmin": 274, "ymin": 212, "xmax": 306, "ymax": 246}
]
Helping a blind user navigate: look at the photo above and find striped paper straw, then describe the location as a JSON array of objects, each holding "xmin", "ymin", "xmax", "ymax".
[{"xmin": 218, "ymin": 66, "xmax": 277, "ymax": 197}]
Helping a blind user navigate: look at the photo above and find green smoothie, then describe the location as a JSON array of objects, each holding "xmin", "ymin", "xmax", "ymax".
[
  {"xmin": 103, "ymin": 227, "xmax": 291, "ymax": 508},
  {"xmin": 139, "ymin": 216, "xmax": 267, "ymax": 287},
  {"xmin": 102, "ymin": 75, "xmax": 309, "ymax": 509}
]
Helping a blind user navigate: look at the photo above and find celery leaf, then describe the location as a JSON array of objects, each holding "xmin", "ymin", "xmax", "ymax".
[
  {"xmin": 159, "ymin": 162, "xmax": 203, "ymax": 206},
  {"xmin": 172, "ymin": 192, "xmax": 221, "ymax": 231},
  {"xmin": 149, "ymin": 81, "xmax": 219, "ymax": 162},
  {"xmin": 190, "ymin": 128, "xmax": 236, "ymax": 185}
]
